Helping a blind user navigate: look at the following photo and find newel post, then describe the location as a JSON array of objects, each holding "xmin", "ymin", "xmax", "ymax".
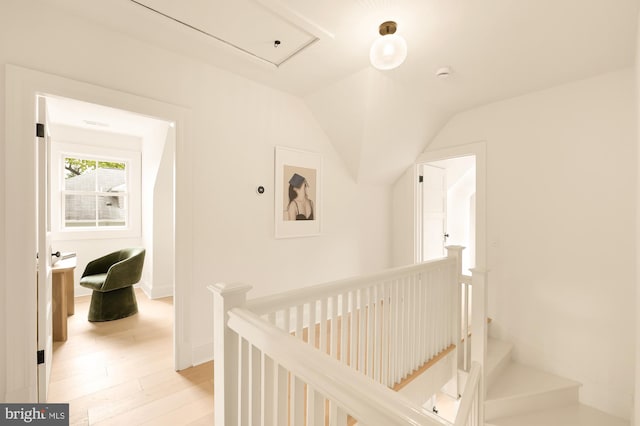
[
  {"xmin": 445, "ymin": 245, "xmax": 465, "ymax": 281},
  {"xmin": 446, "ymin": 245, "xmax": 464, "ymax": 395},
  {"xmin": 469, "ymin": 269, "xmax": 488, "ymax": 375},
  {"xmin": 209, "ymin": 282, "xmax": 252, "ymax": 426},
  {"xmin": 446, "ymin": 245, "xmax": 465, "ymax": 340},
  {"xmin": 470, "ymin": 267, "xmax": 488, "ymax": 426}
]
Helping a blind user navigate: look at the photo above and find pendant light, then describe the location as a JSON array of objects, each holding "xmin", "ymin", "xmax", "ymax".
[{"xmin": 369, "ymin": 21, "xmax": 407, "ymax": 70}]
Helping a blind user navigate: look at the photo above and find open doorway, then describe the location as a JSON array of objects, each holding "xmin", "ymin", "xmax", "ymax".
[
  {"xmin": 419, "ymin": 156, "xmax": 476, "ymax": 273},
  {"xmin": 6, "ymin": 65, "xmax": 193, "ymax": 403},
  {"xmin": 415, "ymin": 142, "xmax": 486, "ymax": 273},
  {"xmin": 41, "ymin": 95, "xmax": 176, "ymax": 399}
]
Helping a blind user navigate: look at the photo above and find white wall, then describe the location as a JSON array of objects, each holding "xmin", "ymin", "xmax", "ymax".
[
  {"xmin": 446, "ymin": 168, "xmax": 475, "ymax": 273},
  {"xmin": 141, "ymin": 122, "xmax": 173, "ymax": 299},
  {"xmin": 406, "ymin": 69, "xmax": 636, "ymax": 418},
  {"xmin": 0, "ymin": 0, "xmax": 391, "ymax": 396},
  {"xmin": 391, "ymin": 167, "xmax": 415, "ymax": 266},
  {"xmin": 147, "ymin": 127, "xmax": 174, "ymax": 299}
]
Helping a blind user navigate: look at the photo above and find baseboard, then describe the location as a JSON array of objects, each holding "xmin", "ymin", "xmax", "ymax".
[
  {"xmin": 150, "ymin": 283, "xmax": 173, "ymax": 299},
  {"xmin": 139, "ymin": 281, "xmax": 173, "ymax": 300},
  {"xmin": 139, "ymin": 281, "xmax": 152, "ymax": 298}
]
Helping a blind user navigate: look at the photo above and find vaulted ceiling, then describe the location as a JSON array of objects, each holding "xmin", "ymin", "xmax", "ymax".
[{"xmin": 49, "ymin": 0, "xmax": 640, "ymax": 184}]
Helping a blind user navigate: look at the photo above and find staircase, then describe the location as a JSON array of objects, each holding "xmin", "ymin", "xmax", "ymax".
[
  {"xmin": 212, "ymin": 255, "xmax": 626, "ymax": 426},
  {"xmin": 483, "ymin": 338, "xmax": 629, "ymax": 426}
]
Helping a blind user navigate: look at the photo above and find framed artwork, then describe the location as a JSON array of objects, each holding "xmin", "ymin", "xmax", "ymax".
[{"xmin": 275, "ymin": 146, "xmax": 322, "ymax": 238}]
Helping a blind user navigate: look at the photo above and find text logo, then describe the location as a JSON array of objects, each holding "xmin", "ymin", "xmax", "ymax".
[{"xmin": 1, "ymin": 404, "xmax": 68, "ymax": 425}]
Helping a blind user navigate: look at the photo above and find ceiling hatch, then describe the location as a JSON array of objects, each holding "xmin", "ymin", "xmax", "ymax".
[{"xmin": 130, "ymin": 0, "xmax": 322, "ymax": 67}]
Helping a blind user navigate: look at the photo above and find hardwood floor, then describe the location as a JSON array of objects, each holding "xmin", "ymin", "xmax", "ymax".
[{"xmin": 48, "ymin": 289, "xmax": 214, "ymax": 426}]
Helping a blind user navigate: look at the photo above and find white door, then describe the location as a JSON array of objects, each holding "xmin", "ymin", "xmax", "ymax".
[
  {"xmin": 421, "ymin": 164, "xmax": 447, "ymax": 261},
  {"xmin": 36, "ymin": 95, "xmax": 53, "ymax": 402}
]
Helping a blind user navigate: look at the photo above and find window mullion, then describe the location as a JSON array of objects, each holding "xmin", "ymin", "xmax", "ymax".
[
  {"xmin": 61, "ymin": 154, "xmax": 129, "ymax": 230},
  {"xmin": 94, "ymin": 165, "xmax": 99, "ymax": 227}
]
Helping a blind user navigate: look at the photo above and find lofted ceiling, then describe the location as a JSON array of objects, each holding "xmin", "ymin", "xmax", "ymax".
[{"xmin": 46, "ymin": 0, "xmax": 640, "ymax": 184}]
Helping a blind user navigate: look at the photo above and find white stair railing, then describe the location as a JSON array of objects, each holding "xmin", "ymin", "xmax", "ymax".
[
  {"xmin": 209, "ymin": 249, "xmax": 488, "ymax": 426},
  {"xmin": 470, "ymin": 268, "xmax": 488, "ymax": 416},
  {"xmin": 245, "ymin": 254, "xmax": 460, "ymax": 391},
  {"xmin": 227, "ymin": 307, "xmax": 450, "ymax": 426},
  {"xmin": 459, "ymin": 272, "xmax": 472, "ymax": 371},
  {"xmin": 455, "ymin": 362, "xmax": 483, "ymax": 426}
]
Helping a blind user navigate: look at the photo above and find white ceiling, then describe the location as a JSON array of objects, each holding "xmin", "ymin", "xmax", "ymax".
[
  {"xmin": 129, "ymin": 0, "xmax": 323, "ymax": 66},
  {"xmin": 47, "ymin": 0, "xmax": 640, "ymax": 184},
  {"xmin": 429, "ymin": 156, "xmax": 475, "ymax": 191},
  {"xmin": 45, "ymin": 95, "xmax": 171, "ymax": 138}
]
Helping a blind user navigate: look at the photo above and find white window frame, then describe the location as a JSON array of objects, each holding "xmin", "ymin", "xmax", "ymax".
[{"xmin": 51, "ymin": 142, "xmax": 141, "ymax": 240}]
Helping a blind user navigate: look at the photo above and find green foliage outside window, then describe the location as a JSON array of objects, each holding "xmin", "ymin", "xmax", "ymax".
[{"xmin": 64, "ymin": 158, "xmax": 125, "ymax": 178}]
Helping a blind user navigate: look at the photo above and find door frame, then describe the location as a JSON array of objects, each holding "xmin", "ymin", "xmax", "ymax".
[
  {"xmin": 4, "ymin": 64, "xmax": 194, "ymax": 401},
  {"xmin": 36, "ymin": 95, "xmax": 53, "ymax": 402},
  {"xmin": 414, "ymin": 141, "xmax": 487, "ymax": 269}
]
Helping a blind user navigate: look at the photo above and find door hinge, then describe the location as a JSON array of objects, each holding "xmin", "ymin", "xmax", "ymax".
[
  {"xmin": 37, "ymin": 350, "xmax": 45, "ymax": 365},
  {"xmin": 418, "ymin": 175, "xmax": 424, "ymax": 183},
  {"xmin": 36, "ymin": 123, "xmax": 45, "ymax": 138}
]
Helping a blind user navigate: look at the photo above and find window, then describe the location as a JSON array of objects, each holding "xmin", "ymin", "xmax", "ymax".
[
  {"xmin": 51, "ymin": 140, "xmax": 141, "ymax": 240},
  {"xmin": 62, "ymin": 157, "xmax": 128, "ymax": 228}
]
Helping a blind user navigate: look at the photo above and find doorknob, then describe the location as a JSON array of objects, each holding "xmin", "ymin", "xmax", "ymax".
[
  {"xmin": 52, "ymin": 251, "xmax": 61, "ymax": 258},
  {"xmin": 444, "ymin": 233, "xmax": 450, "ymax": 238}
]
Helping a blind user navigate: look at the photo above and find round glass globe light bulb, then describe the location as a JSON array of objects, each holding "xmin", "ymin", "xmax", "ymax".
[{"xmin": 369, "ymin": 34, "xmax": 407, "ymax": 70}]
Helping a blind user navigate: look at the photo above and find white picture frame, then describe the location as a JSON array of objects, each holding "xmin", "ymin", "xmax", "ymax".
[{"xmin": 274, "ymin": 146, "xmax": 322, "ymax": 238}]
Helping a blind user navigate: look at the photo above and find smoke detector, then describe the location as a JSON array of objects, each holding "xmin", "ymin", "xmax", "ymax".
[{"xmin": 435, "ymin": 67, "xmax": 452, "ymax": 79}]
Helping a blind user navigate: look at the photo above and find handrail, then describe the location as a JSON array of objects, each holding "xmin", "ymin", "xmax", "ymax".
[
  {"xmin": 247, "ymin": 257, "xmax": 456, "ymax": 315},
  {"xmin": 210, "ymin": 248, "xmax": 487, "ymax": 425},
  {"xmin": 454, "ymin": 362, "xmax": 482, "ymax": 426},
  {"xmin": 228, "ymin": 307, "xmax": 451, "ymax": 426}
]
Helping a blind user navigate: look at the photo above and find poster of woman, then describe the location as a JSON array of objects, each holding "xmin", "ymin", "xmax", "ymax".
[
  {"xmin": 275, "ymin": 147, "xmax": 322, "ymax": 238},
  {"xmin": 283, "ymin": 166, "xmax": 316, "ymax": 221}
]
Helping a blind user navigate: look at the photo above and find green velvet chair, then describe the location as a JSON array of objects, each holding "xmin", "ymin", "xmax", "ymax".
[{"xmin": 80, "ymin": 248, "xmax": 146, "ymax": 322}]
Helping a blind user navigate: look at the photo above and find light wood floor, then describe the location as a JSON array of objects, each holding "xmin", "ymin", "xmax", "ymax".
[{"xmin": 48, "ymin": 289, "xmax": 214, "ymax": 426}]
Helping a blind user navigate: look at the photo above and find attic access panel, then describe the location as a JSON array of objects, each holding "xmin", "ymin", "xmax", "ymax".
[{"xmin": 130, "ymin": 0, "xmax": 319, "ymax": 67}]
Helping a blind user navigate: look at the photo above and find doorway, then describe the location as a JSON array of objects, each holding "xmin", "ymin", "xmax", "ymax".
[
  {"xmin": 415, "ymin": 142, "xmax": 486, "ymax": 272},
  {"xmin": 4, "ymin": 65, "xmax": 194, "ymax": 403},
  {"xmin": 419, "ymin": 156, "xmax": 476, "ymax": 273},
  {"xmin": 41, "ymin": 95, "xmax": 176, "ymax": 400}
]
